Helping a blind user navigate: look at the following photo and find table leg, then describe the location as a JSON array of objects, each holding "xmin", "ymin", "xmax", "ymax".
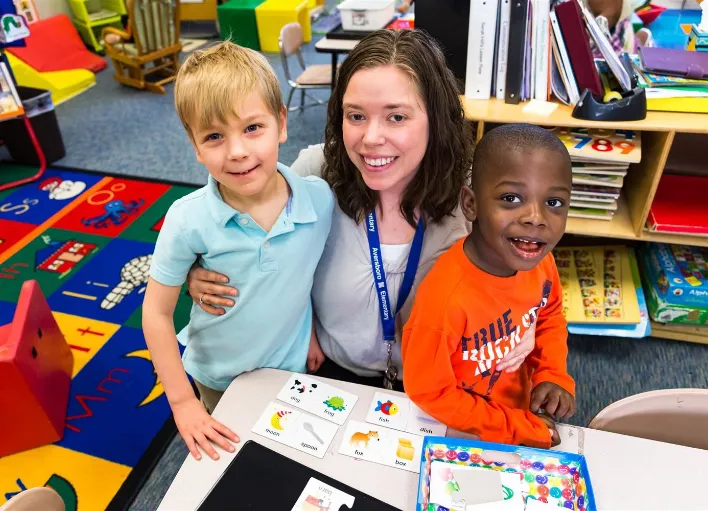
[{"xmin": 331, "ymin": 52, "xmax": 338, "ymax": 89}]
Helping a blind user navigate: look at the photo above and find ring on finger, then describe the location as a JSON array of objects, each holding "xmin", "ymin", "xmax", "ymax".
[{"xmin": 199, "ymin": 292, "xmax": 206, "ymax": 305}]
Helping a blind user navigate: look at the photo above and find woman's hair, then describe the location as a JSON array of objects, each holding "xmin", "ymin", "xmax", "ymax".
[{"xmin": 322, "ymin": 29, "xmax": 474, "ymax": 227}]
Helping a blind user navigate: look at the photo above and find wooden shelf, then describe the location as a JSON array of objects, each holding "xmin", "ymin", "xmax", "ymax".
[
  {"xmin": 641, "ymin": 229, "xmax": 708, "ymax": 248},
  {"xmin": 650, "ymin": 322, "xmax": 708, "ymax": 345},
  {"xmin": 565, "ymin": 196, "xmax": 636, "ymax": 240},
  {"xmin": 463, "ymin": 97, "xmax": 708, "ymax": 134}
]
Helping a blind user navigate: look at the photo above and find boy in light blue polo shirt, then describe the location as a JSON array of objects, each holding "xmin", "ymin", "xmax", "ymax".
[{"xmin": 142, "ymin": 41, "xmax": 333, "ymax": 462}]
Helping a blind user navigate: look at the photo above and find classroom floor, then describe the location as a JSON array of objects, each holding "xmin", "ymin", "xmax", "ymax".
[{"xmin": 1, "ymin": 7, "xmax": 707, "ymax": 510}]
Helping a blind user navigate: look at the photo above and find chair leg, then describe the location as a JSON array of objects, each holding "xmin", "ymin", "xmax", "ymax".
[
  {"xmin": 300, "ymin": 89, "xmax": 305, "ymax": 109},
  {"xmin": 286, "ymin": 87, "xmax": 296, "ymax": 111}
]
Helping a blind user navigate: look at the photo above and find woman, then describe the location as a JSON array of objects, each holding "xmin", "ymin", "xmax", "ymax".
[{"xmin": 187, "ymin": 30, "xmax": 532, "ymax": 391}]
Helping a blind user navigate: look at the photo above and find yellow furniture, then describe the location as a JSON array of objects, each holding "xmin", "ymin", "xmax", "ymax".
[
  {"xmin": 67, "ymin": 0, "xmax": 127, "ymax": 52},
  {"xmin": 102, "ymin": 0, "xmax": 182, "ymax": 94},
  {"xmin": 6, "ymin": 53, "xmax": 96, "ymax": 106},
  {"xmin": 256, "ymin": 0, "xmax": 311, "ymax": 53},
  {"xmin": 179, "ymin": 0, "xmax": 217, "ymax": 21}
]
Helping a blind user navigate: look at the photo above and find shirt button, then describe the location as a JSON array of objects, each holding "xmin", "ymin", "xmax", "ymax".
[
  {"xmin": 239, "ymin": 218, "xmax": 248, "ymax": 225},
  {"xmin": 264, "ymin": 241, "xmax": 271, "ymax": 248}
]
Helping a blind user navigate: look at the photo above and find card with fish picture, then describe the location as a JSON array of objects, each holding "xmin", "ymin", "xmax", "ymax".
[
  {"xmin": 338, "ymin": 420, "xmax": 423, "ymax": 473},
  {"xmin": 276, "ymin": 373, "xmax": 359, "ymax": 425},
  {"xmin": 366, "ymin": 392, "xmax": 447, "ymax": 437},
  {"xmin": 252, "ymin": 401, "xmax": 338, "ymax": 459}
]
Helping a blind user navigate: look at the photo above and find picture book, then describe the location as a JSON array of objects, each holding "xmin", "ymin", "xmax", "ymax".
[
  {"xmin": 0, "ymin": 62, "xmax": 23, "ymax": 121},
  {"xmin": 568, "ymin": 207, "xmax": 615, "ymax": 220},
  {"xmin": 549, "ymin": 127, "xmax": 641, "ymax": 163},
  {"xmin": 572, "ymin": 173, "xmax": 624, "ymax": 188},
  {"xmin": 572, "ymin": 162, "xmax": 628, "ymax": 175},
  {"xmin": 554, "ymin": 245, "xmax": 641, "ymax": 324}
]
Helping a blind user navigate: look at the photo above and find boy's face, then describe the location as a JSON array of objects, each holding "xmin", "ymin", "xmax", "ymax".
[
  {"xmin": 463, "ymin": 148, "xmax": 571, "ymax": 277},
  {"xmin": 191, "ymin": 91, "xmax": 287, "ymax": 201}
]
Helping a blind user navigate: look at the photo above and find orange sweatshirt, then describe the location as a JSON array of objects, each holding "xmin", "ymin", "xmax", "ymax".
[{"xmin": 402, "ymin": 239, "xmax": 575, "ymax": 449}]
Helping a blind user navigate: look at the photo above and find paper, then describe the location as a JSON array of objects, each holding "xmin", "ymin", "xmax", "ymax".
[
  {"xmin": 522, "ymin": 100, "xmax": 558, "ymax": 117},
  {"xmin": 252, "ymin": 401, "xmax": 338, "ymax": 459},
  {"xmin": 291, "ymin": 477, "xmax": 355, "ymax": 511},
  {"xmin": 365, "ymin": 392, "xmax": 447, "ymax": 437},
  {"xmin": 524, "ymin": 498, "xmax": 559, "ymax": 510},
  {"xmin": 552, "ymin": 424, "xmax": 584, "ymax": 454},
  {"xmin": 338, "ymin": 420, "xmax": 423, "ymax": 473},
  {"xmin": 429, "ymin": 463, "xmax": 524, "ymax": 511},
  {"xmin": 277, "ymin": 373, "xmax": 358, "ymax": 425}
]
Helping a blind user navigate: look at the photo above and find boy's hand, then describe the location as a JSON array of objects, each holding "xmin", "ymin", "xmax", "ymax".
[
  {"xmin": 307, "ymin": 330, "xmax": 325, "ymax": 373},
  {"xmin": 530, "ymin": 382, "xmax": 576, "ymax": 420},
  {"xmin": 496, "ymin": 323, "xmax": 536, "ymax": 373},
  {"xmin": 537, "ymin": 413, "xmax": 561, "ymax": 447},
  {"xmin": 173, "ymin": 397, "xmax": 239, "ymax": 461}
]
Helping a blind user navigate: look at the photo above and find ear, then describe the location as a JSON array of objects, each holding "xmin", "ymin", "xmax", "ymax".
[
  {"xmin": 460, "ymin": 185, "xmax": 476, "ymax": 223},
  {"xmin": 278, "ymin": 106, "xmax": 288, "ymax": 144}
]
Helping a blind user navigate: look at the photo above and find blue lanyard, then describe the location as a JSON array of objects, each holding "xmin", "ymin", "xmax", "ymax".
[{"xmin": 366, "ymin": 211, "xmax": 425, "ymax": 342}]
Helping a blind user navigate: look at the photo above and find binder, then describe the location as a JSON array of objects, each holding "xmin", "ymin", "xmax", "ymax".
[
  {"xmin": 495, "ymin": 0, "xmax": 512, "ymax": 98},
  {"xmin": 505, "ymin": 0, "xmax": 529, "ymax": 104},
  {"xmin": 465, "ymin": 0, "xmax": 500, "ymax": 100},
  {"xmin": 532, "ymin": 0, "xmax": 551, "ymax": 101}
]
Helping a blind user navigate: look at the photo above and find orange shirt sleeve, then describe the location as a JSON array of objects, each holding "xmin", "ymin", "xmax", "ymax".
[
  {"xmin": 528, "ymin": 256, "xmax": 575, "ymax": 395},
  {"xmin": 402, "ymin": 295, "xmax": 553, "ymax": 448}
]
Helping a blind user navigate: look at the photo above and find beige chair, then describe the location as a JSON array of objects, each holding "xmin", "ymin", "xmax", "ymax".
[
  {"xmin": 0, "ymin": 488, "xmax": 65, "ymax": 511},
  {"xmin": 588, "ymin": 389, "xmax": 708, "ymax": 450},
  {"xmin": 279, "ymin": 22, "xmax": 333, "ymax": 112}
]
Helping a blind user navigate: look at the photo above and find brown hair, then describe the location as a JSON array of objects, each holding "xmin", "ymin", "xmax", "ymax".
[
  {"xmin": 174, "ymin": 40, "xmax": 284, "ymax": 143},
  {"xmin": 322, "ymin": 29, "xmax": 474, "ymax": 227}
]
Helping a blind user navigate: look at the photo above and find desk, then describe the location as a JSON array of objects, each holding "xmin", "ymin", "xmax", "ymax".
[
  {"xmin": 158, "ymin": 369, "xmax": 708, "ymax": 510},
  {"xmin": 314, "ymin": 37, "xmax": 360, "ymax": 87}
]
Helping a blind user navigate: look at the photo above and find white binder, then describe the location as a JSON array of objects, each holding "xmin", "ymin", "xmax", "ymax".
[
  {"xmin": 465, "ymin": 0, "xmax": 501, "ymax": 100},
  {"xmin": 495, "ymin": 0, "xmax": 512, "ymax": 99}
]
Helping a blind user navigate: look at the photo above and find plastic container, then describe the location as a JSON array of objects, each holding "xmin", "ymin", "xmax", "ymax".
[
  {"xmin": 338, "ymin": 0, "xmax": 394, "ymax": 31},
  {"xmin": 0, "ymin": 86, "xmax": 66, "ymax": 165}
]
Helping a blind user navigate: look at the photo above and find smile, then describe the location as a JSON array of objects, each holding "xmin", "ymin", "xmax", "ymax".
[
  {"xmin": 363, "ymin": 156, "xmax": 398, "ymax": 168},
  {"xmin": 508, "ymin": 237, "xmax": 547, "ymax": 260},
  {"xmin": 227, "ymin": 164, "xmax": 258, "ymax": 176}
]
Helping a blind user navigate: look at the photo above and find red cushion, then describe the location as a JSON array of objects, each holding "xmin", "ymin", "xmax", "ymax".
[{"xmin": 7, "ymin": 14, "xmax": 107, "ymax": 73}]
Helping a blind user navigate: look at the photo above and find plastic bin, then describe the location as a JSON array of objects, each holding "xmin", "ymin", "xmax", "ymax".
[
  {"xmin": 338, "ymin": 0, "xmax": 394, "ymax": 31},
  {"xmin": 0, "ymin": 86, "xmax": 65, "ymax": 165}
]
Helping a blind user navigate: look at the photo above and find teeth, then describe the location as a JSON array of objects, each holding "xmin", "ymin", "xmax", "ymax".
[{"xmin": 364, "ymin": 156, "xmax": 396, "ymax": 167}]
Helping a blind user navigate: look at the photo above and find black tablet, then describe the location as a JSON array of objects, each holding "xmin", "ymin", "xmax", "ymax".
[{"xmin": 197, "ymin": 440, "xmax": 402, "ymax": 510}]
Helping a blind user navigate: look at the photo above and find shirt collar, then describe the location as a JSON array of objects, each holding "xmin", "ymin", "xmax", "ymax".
[{"xmin": 205, "ymin": 163, "xmax": 318, "ymax": 228}]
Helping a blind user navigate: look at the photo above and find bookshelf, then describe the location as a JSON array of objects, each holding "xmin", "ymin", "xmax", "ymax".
[{"xmin": 464, "ymin": 97, "xmax": 708, "ymax": 344}]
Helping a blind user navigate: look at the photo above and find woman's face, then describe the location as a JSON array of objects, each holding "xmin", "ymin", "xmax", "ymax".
[{"xmin": 342, "ymin": 65, "xmax": 429, "ymax": 198}]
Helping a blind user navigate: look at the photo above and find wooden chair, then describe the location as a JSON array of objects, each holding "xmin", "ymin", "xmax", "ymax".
[
  {"xmin": 279, "ymin": 22, "xmax": 332, "ymax": 111},
  {"xmin": 588, "ymin": 389, "xmax": 708, "ymax": 450},
  {"xmin": 0, "ymin": 488, "xmax": 65, "ymax": 511},
  {"xmin": 102, "ymin": 0, "xmax": 182, "ymax": 94}
]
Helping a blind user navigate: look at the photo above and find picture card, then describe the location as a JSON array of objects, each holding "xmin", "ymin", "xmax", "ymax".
[
  {"xmin": 291, "ymin": 477, "xmax": 355, "ymax": 511},
  {"xmin": 277, "ymin": 373, "xmax": 359, "ymax": 425},
  {"xmin": 365, "ymin": 392, "xmax": 447, "ymax": 437},
  {"xmin": 252, "ymin": 401, "xmax": 338, "ymax": 459},
  {"xmin": 338, "ymin": 420, "xmax": 423, "ymax": 473}
]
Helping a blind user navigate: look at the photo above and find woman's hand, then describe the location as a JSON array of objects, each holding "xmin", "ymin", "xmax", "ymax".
[
  {"xmin": 186, "ymin": 264, "xmax": 238, "ymax": 316},
  {"xmin": 496, "ymin": 323, "xmax": 536, "ymax": 373},
  {"xmin": 307, "ymin": 328, "xmax": 326, "ymax": 373}
]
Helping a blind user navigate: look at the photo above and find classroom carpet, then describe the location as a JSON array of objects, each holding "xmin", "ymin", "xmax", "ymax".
[{"xmin": 0, "ymin": 164, "xmax": 197, "ymax": 510}]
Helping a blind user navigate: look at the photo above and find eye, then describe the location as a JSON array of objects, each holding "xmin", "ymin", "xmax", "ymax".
[
  {"xmin": 245, "ymin": 124, "xmax": 261, "ymax": 133},
  {"xmin": 347, "ymin": 113, "xmax": 365, "ymax": 122},
  {"xmin": 547, "ymin": 198, "xmax": 565, "ymax": 208},
  {"xmin": 389, "ymin": 114, "xmax": 405, "ymax": 123},
  {"xmin": 501, "ymin": 194, "xmax": 521, "ymax": 203},
  {"xmin": 204, "ymin": 133, "xmax": 222, "ymax": 142}
]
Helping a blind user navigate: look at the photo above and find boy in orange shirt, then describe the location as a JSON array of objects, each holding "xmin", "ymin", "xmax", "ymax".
[{"xmin": 402, "ymin": 123, "xmax": 576, "ymax": 449}]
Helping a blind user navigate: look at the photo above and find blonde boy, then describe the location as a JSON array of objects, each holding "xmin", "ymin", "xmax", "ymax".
[{"xmin": 142, "ymin": 42, "xmax": 334, "ymax": 461}]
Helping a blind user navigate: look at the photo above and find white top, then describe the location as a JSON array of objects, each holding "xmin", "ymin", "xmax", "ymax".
[
  {"xmin": 381, "ymin": 243, "xmax": 411, "ymax": 265},
  {"xmin": 290, "ymin": 144, "xmax": 470, "ymax": 378},
  {"xmin": 157, "ymin": 368, "xmax": 708, "ymax": 511}
]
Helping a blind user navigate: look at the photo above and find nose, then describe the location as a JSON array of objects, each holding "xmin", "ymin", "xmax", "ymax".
[
  {"xmin": 519, "ymin": 202, "xmax": 546, "ymax": 227},
  {"xmin": 362, "ymin": 119, "xmax": 385, "ymax": 146},
  {"xmin": 227, "ymin": 136, "xmax": 248, "ymax": 160}
]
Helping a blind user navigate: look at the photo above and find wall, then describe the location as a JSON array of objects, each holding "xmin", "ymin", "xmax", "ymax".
[{"xmin": 33, "ymin": 0, "xmax": 72, "ymax": 20}]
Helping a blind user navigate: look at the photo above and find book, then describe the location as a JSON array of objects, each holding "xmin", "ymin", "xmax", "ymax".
[
  {"xmin": 0, "ymin": 62, "xmax": 23, "ymax": 121},
  {"xmin": 554, "ymin": 245, "xmax": 641, "ymax": 324},
  {"xmin": 572, "ymin": 162, "xmax": 628, "ymax": 175},
  {"xmin": 572, "ymin": 173, "xmax": 624, "ymax": 188},
  {"xmin": 568, "ymin": 207, "xmax": 615, "ymax": 220},
  {"xmin": 647, "ymin": 174, "xmax": 708, "ymax": 235},
  {"xmin": 548, "ymin": 127, "xmax": 642, "ymax": 163},
  {"xmin": 570, "ymin": 199, "xmax": 617, "ymax": 211},
  {"xmin": 570, "ymin": 193, "xmax": 616, "ymax": 204}
]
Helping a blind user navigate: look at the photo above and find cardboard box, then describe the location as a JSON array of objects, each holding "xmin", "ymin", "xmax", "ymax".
[{"xmin": 639, "ymin": 243, "xmax": 708, "ymax": 325}]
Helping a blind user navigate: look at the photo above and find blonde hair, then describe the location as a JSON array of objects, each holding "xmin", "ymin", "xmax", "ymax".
[{"xmin": 174, "ymin": 41, "xmax": 284, "ymax": 141}]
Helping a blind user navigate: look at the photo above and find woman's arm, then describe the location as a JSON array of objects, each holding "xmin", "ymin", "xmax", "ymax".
[{"xmin": 186, "ymin": 264, "xmax": 238, "ymax": 315}]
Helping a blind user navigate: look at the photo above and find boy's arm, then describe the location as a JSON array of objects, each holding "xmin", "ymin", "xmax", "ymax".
[
  {"xmin": 402, "ymin": 318, "xmax": 553, "ymax": 449},
  {"xmin": 527, "ymin": 258, "xmax": 575, "ymax": 395}
]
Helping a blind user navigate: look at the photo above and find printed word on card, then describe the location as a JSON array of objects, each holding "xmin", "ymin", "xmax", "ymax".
[
  {"xmin": 290, "ymin": 478, "xmax": 355, "ymax": 511},
  {"xmin": 252, "ymin": 401, "xmax": 338, "ymax": 459},
  {"xmin": 366, "ymin": 392, "xmax": 447, "ymax": 437},
  {"xmin": 338, "ymin": 420, "xmax": 423, "ymax": 473},
  {"xmin": 277, "ymin": 373, "xmax": 358, "ymax": 425}
]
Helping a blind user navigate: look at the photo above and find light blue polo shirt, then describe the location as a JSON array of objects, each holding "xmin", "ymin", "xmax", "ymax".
[{"xmin": 149, "ymin": 163, "xmax": 334, "ymax": 391}]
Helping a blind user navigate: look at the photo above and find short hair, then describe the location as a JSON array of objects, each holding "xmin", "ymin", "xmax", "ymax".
[
  {"xmin": 471, "ymin": 124, "xmax": 571, "ymax": 189},
  {"xmin": 174, "ymin": 41, "xmax": 284, "ymax": 142},
  {"xmin": 322, "ymin": 29, "xmax": 474, "ymax": 227}
]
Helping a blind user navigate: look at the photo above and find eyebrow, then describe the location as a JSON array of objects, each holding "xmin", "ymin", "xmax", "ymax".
[
  {"xmin": 494, "ymin": 180, "xmax": 571, "ymax": 194},
  {"xmin": 342, "ymin": 103, "xmax": 414, "ymax": 110}
]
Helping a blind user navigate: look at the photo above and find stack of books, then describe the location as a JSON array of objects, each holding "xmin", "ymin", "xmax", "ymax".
[{"xmin": 549, "ymin": 127, "xmax": 642, "ymax": 220}]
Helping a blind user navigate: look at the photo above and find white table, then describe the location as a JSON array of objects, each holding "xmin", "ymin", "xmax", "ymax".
[
  {"xmin": 314, "ymin": 37, "xmax": 361, "ymax": 88},
  {"xmin": 158, "ymin": 369, "xmax": 708, "ymax": 510}
]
